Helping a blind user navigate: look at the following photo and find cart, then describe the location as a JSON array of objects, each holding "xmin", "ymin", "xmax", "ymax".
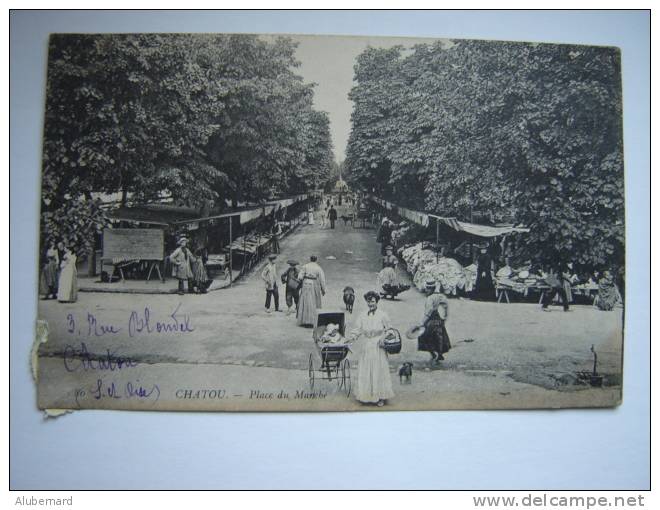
[{"xmin": 309, "ymin": 312, "xmax": 352, "ymax": 397}]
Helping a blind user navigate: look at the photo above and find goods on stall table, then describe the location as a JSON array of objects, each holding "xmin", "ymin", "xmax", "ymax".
[
  {"xmin": 412, "ymin": 257, "xmax": 468, "ymax": 295},
  {"xmin": 399, "ymin": 243, "xmax": 437, "ymax": 275},
  {"xmin": 398, "ymin": 242, "xmax": 470, "ymax": 295},
  {"xmin": 494, "ymin": 267, "xmax": 546, "ymax": 296}
]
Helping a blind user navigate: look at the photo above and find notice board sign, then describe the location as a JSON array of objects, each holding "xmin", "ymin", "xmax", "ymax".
[{"xmin": 102, "ymin": 228, "xmax": 164, "ymax": 261}]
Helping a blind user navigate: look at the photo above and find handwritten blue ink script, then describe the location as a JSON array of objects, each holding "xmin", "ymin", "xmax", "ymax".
[{"xmin": 65, "ymin": 303, "xmax": 194, "ymax": 338}]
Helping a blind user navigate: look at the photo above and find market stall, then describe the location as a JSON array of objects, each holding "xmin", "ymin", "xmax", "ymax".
[{"xmin": 367, "ymin": 195, "xmax": 530, "ymax": 300}]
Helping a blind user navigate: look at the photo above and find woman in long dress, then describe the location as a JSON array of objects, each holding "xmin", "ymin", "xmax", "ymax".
[
  {"xmin": 190, "ymin": 247, "xmax": 210, "ymax": 293},
  {"xmin": 347, "ymin": 290, "xmax": 395, "ymax": 406},
  {"xmin": 296, "ymin": 256, "xmax": 326, "ymax": 326},
  {"xmin": 415, "ymin": 280, "xmax": 451, "ymax": 366},
  {"xmin": 57, "ymin": 247, "xmax": 78, "ymax": 303},
  {"xmin": 473, "ymin": 248, "xmax": 494, "ymax": 300},
  {"xmin": 41, "ymin": 244, "xmax": 60, "ymax": 299}
]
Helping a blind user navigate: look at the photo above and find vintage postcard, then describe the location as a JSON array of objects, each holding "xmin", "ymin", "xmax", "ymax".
[{"xmin": 35, "ymin": 33, "xmax": 624, "ymax": 411}]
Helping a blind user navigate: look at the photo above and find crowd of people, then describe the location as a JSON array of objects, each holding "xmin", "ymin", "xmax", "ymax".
[
  {"xmin": 374, "ymin": 213, "xmax": 623, "ymax": 312},
  {"xmin": 259, "ymin": 253, "xmax": 328, "ymax": 325},
  {"xmin": 39, "ymin": 241, "xmax": 78, "ymax": 303},
  {"xmin": 39, "ymin": 191, "xmax": 622, "ymax": 410}
]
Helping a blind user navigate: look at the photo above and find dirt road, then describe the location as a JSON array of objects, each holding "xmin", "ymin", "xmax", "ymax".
[{"xmin": 37, "ymin": 206, "xmax": 623, "ymax": 409}]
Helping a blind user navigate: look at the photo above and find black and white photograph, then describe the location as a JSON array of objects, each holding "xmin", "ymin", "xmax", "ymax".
[{"xmin": 34, "ymin": 31, "xmax": 625, "ymax": 412}]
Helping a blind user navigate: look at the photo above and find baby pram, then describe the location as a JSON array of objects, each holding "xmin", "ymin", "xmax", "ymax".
[{"xmin": 309, "ymin": 312, "xmax": 351, "ymax": 396}]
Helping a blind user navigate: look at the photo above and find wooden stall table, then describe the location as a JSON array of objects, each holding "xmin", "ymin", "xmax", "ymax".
[
  {"xmin": 206, "ymin": 254, "xmax": 229, "ymax": 280},
  {"xmin": 496, "ymin": 286, "xmax": 512, "ymax": 303}
]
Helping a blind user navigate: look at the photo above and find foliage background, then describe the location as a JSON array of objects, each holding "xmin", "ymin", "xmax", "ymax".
[
  {"xmin": 41, "ymin": 34, "xmax": 335, "ymax": 255},
  {"xmin": 345, "ymin": 40, "xmax": 624, "ymax": 271}
]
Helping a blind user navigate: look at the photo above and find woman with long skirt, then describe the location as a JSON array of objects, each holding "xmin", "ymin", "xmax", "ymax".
[
  {"xmin": 347, "ymin": 290, "xmax": 395, "ymax": 407},
  {"xmin": 296, "ymin": 256, "xmax": 326, "ymax": 326},
  {"xmin": 57, "ymin": 247, "xmax": 78, "ymax": 303},
  {"xmin": 40, "ymin": 244, "xmax": 60, "ymax": 299},
  {"xmin": 415, "ymin": 280, "xmax": 451, "ymax": 366}
]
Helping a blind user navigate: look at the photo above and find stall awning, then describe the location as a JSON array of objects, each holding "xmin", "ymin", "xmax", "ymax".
[
  {"xmin": 108, "ymin": 205, "xmax": 197, "ymax": 226},
  {"xmin": 398, "ymin": 206, "xmax": 429, "ymax": 227},
  {"xmin": 429, "ymin": 215, "xmax": 530, "ymax": 238},
  {"xmin": 367, "ymin": 195, "xmax": 528, "ymax": 237},
  {"xmin": 164, "ymin": 194, "xmax": 312, "ymax": 226}
]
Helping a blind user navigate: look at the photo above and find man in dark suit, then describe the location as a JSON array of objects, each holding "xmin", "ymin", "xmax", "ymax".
[{"xmin": 328, "ymin": 205, "xmax": 338, "ymax": 229}]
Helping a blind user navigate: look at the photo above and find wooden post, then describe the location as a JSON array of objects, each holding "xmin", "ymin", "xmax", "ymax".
[{"xmin": 229, "ymin": 217, "xmax": 233, "ymax": 287}]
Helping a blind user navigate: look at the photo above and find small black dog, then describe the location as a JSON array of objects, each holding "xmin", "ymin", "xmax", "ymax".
[
  {"xmin": 398, "ymin": 362, "xmax": 413, "ymax": 384},
  {"xmin": 343, "ymin": 286, "xmax": 355, "ymax": 313}
]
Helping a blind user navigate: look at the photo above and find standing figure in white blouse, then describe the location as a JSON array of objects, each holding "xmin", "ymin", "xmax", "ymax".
[{"xmin": 347, "ymin": 290, "xmax": 395, "ymax": 407}]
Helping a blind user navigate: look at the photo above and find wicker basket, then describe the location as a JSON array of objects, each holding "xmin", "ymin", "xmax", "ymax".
[{"xmin": 382, "ymin": 328, "xmax": 402, "ymax": 354}]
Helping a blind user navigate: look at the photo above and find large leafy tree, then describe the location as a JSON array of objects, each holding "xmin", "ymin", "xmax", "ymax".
[
  {"xmin": 344, "ymin": 39, "xmax": 624, "ymax": 270},
  {"xmin": 344, "ymin": 46, "xmax": 404, "ymax": 198},
  {"xmin": 40, "ymin": 34, "xmax": 333, "ymax": 255}
]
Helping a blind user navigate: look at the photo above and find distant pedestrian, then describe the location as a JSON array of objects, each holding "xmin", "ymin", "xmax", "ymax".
[
  {"xmin": 261, "ymin": 254, "xmax": 280, "ymax": 313},
  {"xmin": 377, "ymin": 218, "xmax": 392, "ymax": 255},
  {"xmin": 271, "ymin": 219, "xmax": 282, "ymax": 254},
  {"xmin": 320, "ymin": 206, "xmax": 327, "ymax": 228},
  {"xmin": 170, "ymin": 236, "xmax": 194, "ymax": 295},
  {"xmin": 328, "ymin": 205, "xmax": 338, "ymax": 229},
  {"xmin": 281, "ymin": 259, "xmax": 301, "ymax": 315},
  {"xmin": 541, "ymin": 264, "xmax": 570, "ymax": 312},
  {"xmin": 473, "ymin": 247, "xmax": 494, "ymax": 300},
  {"xmin": 57, "ymin": 245, "xmax": 78, "ymax": 303}
]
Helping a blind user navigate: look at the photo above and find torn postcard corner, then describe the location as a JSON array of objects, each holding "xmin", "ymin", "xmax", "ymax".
[{"xmin": 33, "ymin": 319, "xmax": 72, "ymax": 419}]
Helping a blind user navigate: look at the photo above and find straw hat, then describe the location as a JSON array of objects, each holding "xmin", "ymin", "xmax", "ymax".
[{"xmin": 406, "ymin": 325, "xmax": 425, "ymax": 339}]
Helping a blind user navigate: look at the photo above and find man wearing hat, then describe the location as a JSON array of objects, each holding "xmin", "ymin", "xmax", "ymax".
[
  {"xmin": 281, "ymin": 259, "xmax": 301, "ymax": 315},
  {"xmin": 261, "ymin": 254, "xmax": 280, "ymax": 313},
  {"xmin": 170, "ymin": 236, "xmax": 194, "ymax": 295}
]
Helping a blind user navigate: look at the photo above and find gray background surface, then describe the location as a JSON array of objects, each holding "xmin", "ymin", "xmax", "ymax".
[{"xmin": 10, "ymin": 10, "xmax": 650, "ymax": 489}]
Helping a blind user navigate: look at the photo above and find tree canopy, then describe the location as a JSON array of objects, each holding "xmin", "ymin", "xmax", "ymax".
[
  {"xmin": 345, "ymin": 39, "xmax": 624, "ymax": 269},
  {"xmin": 41, "ymin": 34, "xmax": 334, "ymax": 254}
]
